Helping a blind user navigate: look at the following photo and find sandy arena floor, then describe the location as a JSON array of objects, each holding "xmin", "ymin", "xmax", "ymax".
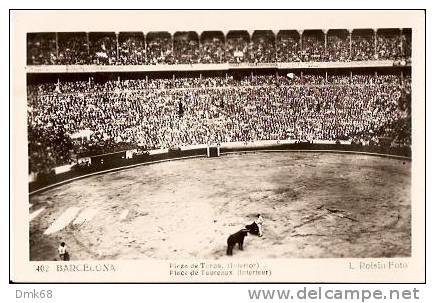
[{"xmin": 29, "ymin": 152, "xmax": 411, "ymax": 260}]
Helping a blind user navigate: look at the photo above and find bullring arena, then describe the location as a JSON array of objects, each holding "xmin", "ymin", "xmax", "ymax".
[
  {"xmin": 26, "ymin": 25, "xmax": 413, "ymax": 261},
  {"xmin": 29, "ymin": 150, "xmax": 411, "ymax": 260}
]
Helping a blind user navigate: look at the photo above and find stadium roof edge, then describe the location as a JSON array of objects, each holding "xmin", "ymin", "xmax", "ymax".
[{"xmin": 18, "ymin": 10, "xmax": 416, "ymax": 33}]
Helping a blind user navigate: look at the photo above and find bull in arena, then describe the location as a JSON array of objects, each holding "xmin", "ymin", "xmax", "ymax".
[{"xmin": 226, "ymin": 229, "xmax": 249, "ymax": 256}]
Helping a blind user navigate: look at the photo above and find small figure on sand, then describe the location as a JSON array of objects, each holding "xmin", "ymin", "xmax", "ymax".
[
  {"xmin": 245, "ymin": 214, "xmax": 264, "ymax": 237},
  {"xmin": 58, "ymin": 242, "xmax": 70, "ymax": 261}
]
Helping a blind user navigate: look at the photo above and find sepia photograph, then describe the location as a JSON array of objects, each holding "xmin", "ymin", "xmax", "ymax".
[{"xmin": 10, "ymin": 9, "xmax": 425, "ymax": 283}]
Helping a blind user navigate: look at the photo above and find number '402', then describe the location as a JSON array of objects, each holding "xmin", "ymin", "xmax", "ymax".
[{"xmin": 35, "ymin": 265, "xmax": 49, "ymax": 272}]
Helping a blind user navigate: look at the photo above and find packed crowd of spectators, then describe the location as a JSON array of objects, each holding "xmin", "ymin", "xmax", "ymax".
[
  {"xmin": 351, "ymin": 30, "xmax": 376, "ymax": 61},
  {"xmin": 199, "ymin": 34, "xmax": 226, "ymax": 64},
  {"xmin": 301, "ymin": 31, "xmax": 325, "ymax": 62},
  {"xmin": 249, "ymin": 31, "xmax": 276, "ymax": 63},
  {"xmin": 276, "ymin": 31, "xmax": 301, "ymax": 62},
  {"xmin": 89, "ymin": 33, "xmax": 118, "ymax": 65},
  {"xmin": 28, "ymin": 124, "xmax": 73, "ymax": 174},
  {"xmin": 226, "ymin": 32, "xmax": 250, "ymax": 63},
  {"xmin": 173, "ymin": 32, "xmax": 200, "ymax": 64},
  {"xmin": 28, "ymin": 71, "xmax": 411, "ymax": 173},
  {"xmin": 326, "ymin": 30, "xmax": 350, "ymax": 62},
  {"xmin": 376, "ymin": 29, "xmax": 402, "ymax": 60},
  {"xmin": 118, "ymin": 32, "xmax": 146, "ymax": 65},
  {"xmin": 402, "ymin": 29, "xmax": 412, "ymax": 60},
  {"xmin": 57, "ymin": 32, "xmax": 89, "ymax": 65},
  {"xmin": 146, "ymin": 33, "xmax": 173, "ymax": 65},
  {"xmin": 27, "ymin": 33, "xmax": 57, "ymax": 65},
  {"xmin": 27, "ymin": 29, "xmax": 411, "ymax": 65}
]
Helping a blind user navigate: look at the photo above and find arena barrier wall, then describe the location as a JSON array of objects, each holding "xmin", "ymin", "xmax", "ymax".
[{"xmin": 28, "ymin": 142, "xmax": 411, "ymax": 195}]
